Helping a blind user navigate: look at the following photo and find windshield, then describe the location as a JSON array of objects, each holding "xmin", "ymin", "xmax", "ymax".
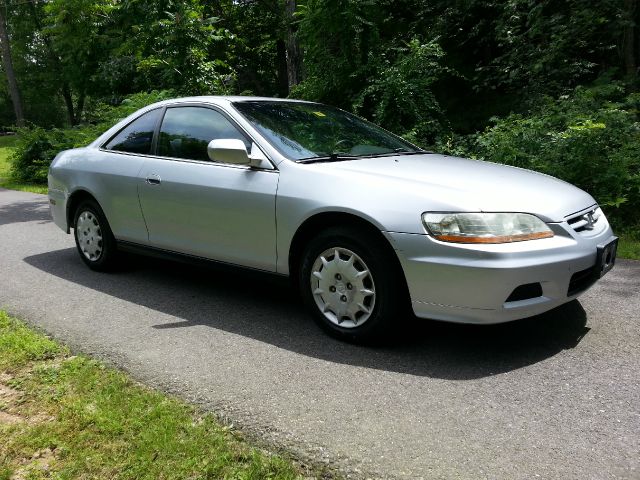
[{"xmin": 232, "ymin": 101, "xmax": 421, "ymax": 161}]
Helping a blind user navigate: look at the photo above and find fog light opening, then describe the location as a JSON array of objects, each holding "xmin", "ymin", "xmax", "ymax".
[{"xmin": 505, "ymin": 283, "xmax": 543, "ymax": 302}]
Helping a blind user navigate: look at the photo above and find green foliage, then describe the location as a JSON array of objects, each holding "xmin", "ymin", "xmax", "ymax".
[
  {"xmin": 9, "ymin": 126, "xmax": 105, "ymax": 184},
  {"xmin": 42, "ymin": 0, "xmax": 116, "ymax": 91},
  {"xmin": 0, "ymin": 134, "xmax": 48, "ymax": 193},
  {"xmin": 0, "ymin": 311, "xmax": 65, "ymax": 371},
  {"xmin": 129, "ymin": 1, "xmax": 237, "ymax": 95},
  {"xmin": 617, "ymin": 231, "xmax": 640, "ymax": 260},
  {"xmin": 292, "ymin": 1, "xmax": 456, "ymax": 142},
  {"xmin": 226, "ymin": 0, "xmax": 289, "ymax": 97},
  {"xmin": 446, "ymin": 83, "xmax": 640, "ymax": 227},
  {"xmin": 355, "ymin": 38, "xmax": 454, "ymax": 145},
  {"xmin": 291, "ymin": 0, "xmax": 382, "ymax": 108},
  {"xmin": 85, "ymin": 90, "xmax": 176, "ymax": 125},
  {"xmin": 480, "ymin": 0, "xmax": 623, "ymax": 96}
]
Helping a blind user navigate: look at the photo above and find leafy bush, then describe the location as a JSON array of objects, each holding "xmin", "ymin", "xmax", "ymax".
[
  {"xmin": 10, "ymin": 91, "xmax": 174, "ymax": 184},
  {"xmin": 438, "ymin": 83, "xmax": 640, "ymax": 228},
  {"xmin": 354, "ymin": 39, "xmax": 455, "ymax": 145},
  {"xmin": 9, "ymin": 126, "xmax": 103, "ymax": 183}
]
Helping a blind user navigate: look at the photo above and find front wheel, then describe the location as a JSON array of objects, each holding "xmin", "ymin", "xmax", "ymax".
[
  {"xmin": 299, "ymin": 226, "xmax": 407, "ymax": 343},
  {"xmin": 73, "ymin": 199, "xmax": 118, "ymax": 271}
]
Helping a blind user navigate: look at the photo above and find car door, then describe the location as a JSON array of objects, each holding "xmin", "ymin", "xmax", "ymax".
[
  {"xmin": 137, "ymin": 105, "xmax": 279, "ymax": 272},
  {"xmin": 96, "ymin": 107, "xmax": 164, "ymax": 244}
]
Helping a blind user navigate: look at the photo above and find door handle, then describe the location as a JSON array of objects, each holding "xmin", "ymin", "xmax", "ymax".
[{"xmin": 146, "ymin": 174, "xmax": 161, "ymax": 185}]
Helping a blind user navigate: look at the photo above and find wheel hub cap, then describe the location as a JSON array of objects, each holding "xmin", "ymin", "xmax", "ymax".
[
  {"xmin": 76, "ymin": 211, "xmax": 103, "ymax": 261},
  {"xmin": 310, "ymin": 247, "xmax": 376, "ymax": 328}
]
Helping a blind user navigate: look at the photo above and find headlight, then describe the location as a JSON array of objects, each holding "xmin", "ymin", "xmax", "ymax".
[{"xmin": 422, "ymin": 212, "xmax": 554, "ymax": 244}]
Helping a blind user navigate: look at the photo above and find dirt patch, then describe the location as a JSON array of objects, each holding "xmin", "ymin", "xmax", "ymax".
[
  {"xmin": 0, "ymin": 410, "xmax": 23, "ymax": 424},
  {"xmin": 29, "ymin": 413, "xmax": 56, "ymax": 424},
  {"xmin": 10, "ymin": 448, "xmax": 57, "ymax": 480},
  {"xmin": 0, "ymin": 371, "xmax": 22, "ymax": 420},
  {"xmin": 0, "ymin": 383, "xmax": 20, "ymax": 402}
]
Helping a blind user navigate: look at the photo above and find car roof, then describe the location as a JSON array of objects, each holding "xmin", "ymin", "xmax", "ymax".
[{"xmin": 157, "ymin": 96, "xmax": 317, "ymax": 107}]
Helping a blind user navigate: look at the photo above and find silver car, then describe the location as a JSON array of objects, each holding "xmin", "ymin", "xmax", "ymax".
[{"xmin": 48, "ymin": 96, "xmax": 618, "ymax": 342}]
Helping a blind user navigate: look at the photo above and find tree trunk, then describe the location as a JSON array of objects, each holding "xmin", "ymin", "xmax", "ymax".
[
  {"xmin": 276, "ymin": 38, "xmax": 289, "ymax": 96},
  {"xmin": 285, "ymin": 0, "xmax": 302, "ymax": 92},
  {"xmin": 62, "ymin": 83, "xmax": 75, "ymax": 126},
  {"xmin": 75, "ymin": 89, "xmax": 86, "ymax": 124},
  {"xmin": 623, "ymin": 0, "xmax": 637, "ymax": 79},
  {"xmin": 0, "ymin": 8, "xmax": 24, "ymax": 127}
]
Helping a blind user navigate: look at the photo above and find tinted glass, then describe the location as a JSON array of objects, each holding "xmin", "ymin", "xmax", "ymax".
[
  {"xmin": 233, "ymin": 101, "xmax": 420, "ymax": 160},
  {"xmin": 104, "ymin": 108, "xmax": 161, "ymax": 154},
  {"xmin": 157, "ymin": 107, "xmax": 249, "ymax": 161}
]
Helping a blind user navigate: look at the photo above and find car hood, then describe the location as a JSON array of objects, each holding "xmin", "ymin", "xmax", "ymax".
[{"xmin": 314, "ymin": 154, "xmax": 596, "ymax": 222}]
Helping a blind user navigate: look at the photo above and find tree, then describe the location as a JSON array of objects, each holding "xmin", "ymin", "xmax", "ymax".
[
  {"xmin": 41, "ymin": 0, "xmax": 116, "ymax": 125},
  {"xmin": 225, "ymin": 0, "xmax": 289, "ymax": 97},
  {"xmin": 285, "ymin": 0, "xmax": 302, "ymax": 89},
  {"xmin": 0, "ymin": 7, "xmax": 24, "ymax": 126},
  {"xmin": 116, "ymin": 0, "xmax": 237, "ymax": 95},
  {"xmin": 623, "ymin": 0, "xmax": 637, "ymax": 79}
]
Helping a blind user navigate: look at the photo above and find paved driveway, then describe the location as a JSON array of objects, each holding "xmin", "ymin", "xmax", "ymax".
[{"xmin": 1, "ymin": 188, "xmax": 639, "ymax": 479}]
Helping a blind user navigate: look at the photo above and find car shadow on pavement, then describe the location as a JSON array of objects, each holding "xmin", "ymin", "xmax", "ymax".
[
  {"xmin": 0, "ymin": 196, "xmax": 52, "ymax": 227},
  {"xmin": 25, "ymin": 248, "xmax": 590, "ymax": 380}
]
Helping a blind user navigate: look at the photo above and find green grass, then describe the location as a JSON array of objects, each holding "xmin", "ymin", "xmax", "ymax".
[
  {"xmin": 618, "ymin": 231, "xmax": 640, "ymax": 260},
  {"xmin": 0, "ymin": 311, "xmax": 309, "ymax": 479},
  {"xmin": 0, "ymin": 135, "xmax": 48, "ymax": 194}
]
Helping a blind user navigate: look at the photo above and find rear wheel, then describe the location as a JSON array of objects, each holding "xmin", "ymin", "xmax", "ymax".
[
  {"xmin": 73, "ymin": 199, "xmax": 118, "ymax": 271},
  {"xmin": 299, "ymin": 226, "xmax": 407, "ymax": 343}
]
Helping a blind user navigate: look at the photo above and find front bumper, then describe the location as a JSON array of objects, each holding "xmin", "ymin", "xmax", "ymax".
[
  {"xmin": 48, "ymin": 185, "xmax": 69, "ymax": 233},
  {"xmin": 385, "ymin": 212, "xmax": 615, "ymax": 324}
]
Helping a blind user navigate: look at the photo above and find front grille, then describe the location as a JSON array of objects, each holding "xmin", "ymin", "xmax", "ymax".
[
  {"xmin": 567, "ymin": 266, "xmax": 597, "ymax": 296},
  {"xmin": 566, "ymin": 206, "xmax": 601, "ymax": 233}
]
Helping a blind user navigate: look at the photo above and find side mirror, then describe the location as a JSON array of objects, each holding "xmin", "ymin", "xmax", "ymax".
[
  {"xmin": 207, "ymin": 139, "xmax": 251, "ymax": 165},
  {"xmin": 207, "ymin": 139, "xmax": 273, "ymax": 169}
]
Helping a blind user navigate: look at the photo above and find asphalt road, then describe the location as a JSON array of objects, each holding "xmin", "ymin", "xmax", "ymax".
[{"xmin": 1, "ymin": 187, "xmax": 639, "ymax": 479}]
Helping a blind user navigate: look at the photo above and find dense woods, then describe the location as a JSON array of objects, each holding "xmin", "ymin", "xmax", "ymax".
[{"xmin": 0, "ymin": 0, "xmax": 638, "ymax": 228}]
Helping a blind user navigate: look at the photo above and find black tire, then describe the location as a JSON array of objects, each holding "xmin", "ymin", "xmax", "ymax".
[
  {"xmin": 298, "ymin": 225, "xmax": 408, "ymax": 343},
  {"xmin": 73, "ymin": 199, "xmax": 118, "ymax": 271}
]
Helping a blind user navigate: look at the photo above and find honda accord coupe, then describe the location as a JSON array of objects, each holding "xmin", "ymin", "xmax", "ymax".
[{"xmin": 48, "ymin": 96, "xmax": 617, "ymax": 342}]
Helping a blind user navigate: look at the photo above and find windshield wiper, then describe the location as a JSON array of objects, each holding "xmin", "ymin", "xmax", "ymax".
[
  {"xmin": 391, "ymin": 149, "xmax": 433, "ymax": 155},
  {"xmin": 298, "ymin": 149, "xmax": 432, "ymax": 163},
  {"xmin": 297, "ymin": 153, "xmax": 358, "ymax": 164},
  {"xmin": 346, "ymin": 149, "xmax": 433, "ymax": 159}
]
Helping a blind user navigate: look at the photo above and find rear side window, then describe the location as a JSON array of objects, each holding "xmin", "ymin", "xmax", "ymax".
[
  {"xmin": 157, "ymin": 107, "xmax": 249, "ymax": 162},
  {"xmin": 104, "ymin": 109, "xmax": 162, "ymax": 154}
]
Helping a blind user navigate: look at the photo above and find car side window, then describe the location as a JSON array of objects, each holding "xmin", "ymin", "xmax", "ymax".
[
  {"xmin": 157, "ymin": 107, "xmax": 250, "ymax": 162},
  {"xmin": 104, "ymin": 108, "xmax": 161, "ymax": 154}
]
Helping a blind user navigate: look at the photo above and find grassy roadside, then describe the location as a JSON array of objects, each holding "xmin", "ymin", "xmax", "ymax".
[
  {"xmin": 0, "ymin": 311, "xmax": 308, "ymax": 480},
  {"xmin": 0, "ymin": 136, "xmax": 47, "ymax": 194},
  {"xmin": 617, "ymin": 231, "xmax": 640, "ymax": 260}
]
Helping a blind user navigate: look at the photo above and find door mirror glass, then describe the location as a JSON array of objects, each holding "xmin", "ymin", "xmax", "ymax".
[{"xmin": 207, "ymin": 139, "xmax": 251, "ymax": 165}]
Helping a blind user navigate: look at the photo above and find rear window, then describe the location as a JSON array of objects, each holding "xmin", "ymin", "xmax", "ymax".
[{"xmin": 104, "ymin": 109, "xmax": 162, "ymax": 154}]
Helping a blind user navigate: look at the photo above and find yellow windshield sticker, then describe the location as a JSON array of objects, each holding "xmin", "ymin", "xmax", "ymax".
[{"xmin": 313, "ymin": 111, "xmax": 326, "ymax": 117}]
